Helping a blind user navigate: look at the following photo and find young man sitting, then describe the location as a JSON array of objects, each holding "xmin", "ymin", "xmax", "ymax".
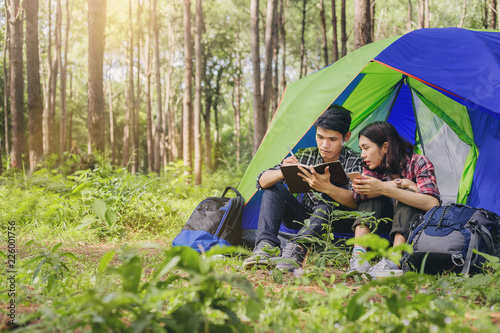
[{"xmin": 243, "ymin": 104, "xmax": 363, "ymax": 272}]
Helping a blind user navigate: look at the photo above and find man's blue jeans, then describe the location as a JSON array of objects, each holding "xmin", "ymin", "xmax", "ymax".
[{"xmin": 255, "ymin": 183, "xmax": 343, "ymax": 247}]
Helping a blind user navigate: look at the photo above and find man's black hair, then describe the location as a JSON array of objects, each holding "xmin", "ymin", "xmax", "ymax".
[{"xmin": 314, "ymin": 104, "xmax": 352, "ymax": 137}]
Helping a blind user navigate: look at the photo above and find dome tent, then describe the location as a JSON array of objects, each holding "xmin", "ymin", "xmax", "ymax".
[{"xmin": 238, "ymin": 28, "xmax": 500, "ymax": 239}]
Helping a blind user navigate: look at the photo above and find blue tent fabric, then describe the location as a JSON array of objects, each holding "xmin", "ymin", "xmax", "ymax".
[
  {"xmin": 467, "ymin": 109, "xmax": 500, "ymax": 213},
  {"xmin": 386, "ymin": 83, "xmax": 416, "ymax": 145},
  {"xmin": 375, "ymin": 28, "xmax": 500, "ymax": 118}
]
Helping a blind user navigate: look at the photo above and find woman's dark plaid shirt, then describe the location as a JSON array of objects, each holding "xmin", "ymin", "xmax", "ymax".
[
  {"xmin": 352, "ymin": 152, "xmax": 441, "ymax": 203},
  {"xmin": 256, "ymin": 146, "xmax": 363, "ymax": 213}
]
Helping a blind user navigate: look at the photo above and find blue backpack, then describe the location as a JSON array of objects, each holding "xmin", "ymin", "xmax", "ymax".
[
  {"xmin": 402, "ymin": 204, "xmax": 500, "ymax": 275},
  {"xmin": 172, "ymin": 187, "xmax": 244, "ymax": 252}
]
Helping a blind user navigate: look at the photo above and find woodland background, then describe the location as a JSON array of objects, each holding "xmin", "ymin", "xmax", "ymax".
[{"xmin": 0, "ymin": 0, "xmax": 497, "ymax": 184}]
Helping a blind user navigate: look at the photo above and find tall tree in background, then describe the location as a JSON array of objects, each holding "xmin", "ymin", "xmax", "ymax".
[
  {"xmin": 262, "ymin": 0, "xmax": 277, "ymax": 118},
  {"xmin": 331, "ymin": 0, "xmax": 338, "ymax": 62},
  {"xmin": 250, "ymin": 0, "xmax": 276, "ymax": 154},
  {"xmin": 8, "ymin": 0, "xmax": 25, "ymax": 168},
  {"xmin": 299, "ymin": 0, "xmax": 307, "ymax": 78},
  {"xmin": 49, "ymin": 0, "xmax": 61, "ymax": 155},
  {"xmin": 164, "ymin": 21, "xmax": 177, "ymax": 166},
  {"xmin": 153, "ymin": 0, "xmax": 163, "ymax": 174},
  {"xmin": 272, "ymin": 3, "xmax": 279, "ymax": 114},
  {"xmin": 133, "ymin": 0, "xmax": 142, "ymax": 173},
  {"xmin": 341, "ymin": 0, "xmax": 347, "ymax": 56},
  {"xmin": 107, "ymin": 70, "xmax": 115, "ymax": 163},
  {"xmin": 233, "ymin": 32, "xmax": 242, "ymax": 166},
  {"xmin": 43, "ymin": 0, "xmax": 52, "ymax": 156},
  {"xmin": 2, "ymin": 2, "xmax": 9, "ymax": 173},
  {"xmin": 489, "ymin": 0, "xmax": 497, "ymax": 29},
  {"xmin": 319, "ymin": 0, "xmax": 328, "ymax": 66},
  {"xmin": 87, "ymin": 0, "xmax": 106, "ymax": 153},
  {"xmin": 250, "ymin": 0, "xmax": 264, "ymax": 153},
  {"xmin": 279, "ymin": 0, "xmax": 286, "ymax": 97},
  {"xmin": 183, "ymin": 0, "xmax": 193, "ymax": 170},
  {"xmin": 122, "ymin": 0, "xmax": 134, "ymax": 167},
  {"xmin": 194, "ymin": 0, "xmax": 203, "ymax": 185},
  {"xmin": 407, "ymin": 0, "xmax": 413, "ymax": 31},
  {"xmin": 26, "ymin": 0, "xmax": 44, "ymax": 172},
  {"xmin": 417, "ymin": 0, "xmax": 430, "ymax": 28},
  {"xmin": 145, "ymin": 0, "xmax": 153, "ymax": 171},
  {"xmin": 202, "ymin": 58, "xmax": 214, "ymax": 170},
  {"xmin": 60, "ymin": 0, "xmax": 71, "ymax": 154},
  {"xmin": 353, "ymin": 0, "xmax": 372, "ymax": 50}
]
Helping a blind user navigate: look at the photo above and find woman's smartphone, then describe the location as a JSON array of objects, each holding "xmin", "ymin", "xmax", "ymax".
[{"xmin": 347, "ymin": 172, "xmax": 362, "ymax": 182}]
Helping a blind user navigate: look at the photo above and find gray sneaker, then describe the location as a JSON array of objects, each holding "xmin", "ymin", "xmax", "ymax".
[
  {"xmin": 366, "ymin": 258, "xmax": 399, "ymax": 279},
  {"xmin": 346, "ymin": 255, "xmax": 371, "ymax": 276},
  {"xmin": 275, "ymin": 242, "xmax": 307, "ymax": 272},
  {"xmin": 243, "ymin": 241, "xmax": 279, "ymax": 269}
]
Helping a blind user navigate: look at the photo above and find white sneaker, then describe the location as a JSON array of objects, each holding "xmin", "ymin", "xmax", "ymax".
[
  {"xmin": 366, "ymin": 258, "xmax": 399, "ymax": 279},
  {"xmin": 347, "ymin": 255, "xmax": 371, "ymax": 275}
]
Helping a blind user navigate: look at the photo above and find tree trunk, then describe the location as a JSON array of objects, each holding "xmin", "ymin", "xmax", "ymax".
[
  {"xmin": 183, "ymin": 0, "xmax": 193, "ymax": 171},
  {"xmin": 407, "ymin": 0, "xmax": 413, "ymax": 31},
  {"xmin": 87, "ymin": 0, "xmax": 106, "ymax": 153},
  {"xmin": 299, "ymin": 0, "xmax": 306, "ymax": 78},
  {"xmin": 60, "ymin": 0, "xmax": 71, "ymax": 154},
  {"xmin": 272, "ymin": 7, "xmax": 279, "ymax": 114},
  {"xmin": 43, "ymin": 0, "xmax": 52, "ymax": 156},
  {"xmin": 331, "ymin": 0, "xmax": 338, "ymax": 62},
  {"xmin": 279, "ymin": 0, "xmax": 287, "ymax": 97},
  {"xmin": 202, "ymin": 57, "xmax": 213, "ymax": 171},
  {"xmin": 418, "ymin": 0, "xmax": 424, "ymax": 28},
  {"xmin": 107, "ymin": 75, "xmax": 115, "ymax": 164},
  {"xmin": 251, "ymin": 0, "xmax": 265, "ymax": 154},
  {"xmin": 145, "ymin": 0, "xmax": 153, "ymax": 171},
  {"xmin": 3, "ymin": 1, "xmax": 10, "ymax": 171},
  {"xmin": 123, "ymin": 0, "xmax": 135, "ymax": 168},
  {"xmin": 262, "ymin": 0, "xmax": 277, "ymax": 122},
  {"xmin": 68, "ymin": 71, "xmax": 73, "ymax": 152},
  {"xmin": 9, "ymin": 0, "xmax": 25, "ymax": 169},
  {"xmin": 489, "ymin": 0, "xmax": 497, "ymax": 29},
  {"xmin": 371, "ymin": 0, "xmax": 376, "ymax": 40},
  {"xmin": 153, "ymin": 0, "xmax": 162, "ymax": 174},
  {"xmin": 353, "ymin": 0, "xmax": 372, "ymax": 50},
  {"xmin": 319, "ymin": 0, "xmax": 329, "ymax": 67},
  {"xmin": 203, "ymin": 90, "xmax": 212, "ymax": 170},
  {"xmin": 233, "ymin": 31, "xmax": 242, "ymax": 166},
  {"xmin": 193, "ymin": 0, "xmax": 203, "ymax": 184},
  {"xmin": 133, "ymin": 0, "xmax": 142, "ymax": 173},
  {"xmin": 424, "ymin": 0, "xmax": 429, "ymax": 28},
  {"xmin": 341, "ymin": 0, "xmax": 346, "ymax": 56},
  {"xmin": 49, "ymin": 0, "xmax": 61, "ymax": 155},
  {"xmin": 26, "ymin": 0, "xmax": 43, "ymax": 173},
  {"xmin": 212, "ymin": 67, "xmax": 223, "ymax": 169}
]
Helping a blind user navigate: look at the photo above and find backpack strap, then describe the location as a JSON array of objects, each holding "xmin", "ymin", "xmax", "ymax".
[
  {"xmin": 462, "ymin": 220, "xmax": 495, "ymax": 274},
  {"xmin": 476, "ymin": 223, "xmax": 495, "ymax": 253},
  {"xmin": 222, "ymin": 186, "xmax": 243, "ymax": 198}
]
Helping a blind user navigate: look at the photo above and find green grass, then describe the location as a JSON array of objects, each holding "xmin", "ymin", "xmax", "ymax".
[{"xmin": 1, "ymin": 162, "xmax": 500, "ymax": 332}]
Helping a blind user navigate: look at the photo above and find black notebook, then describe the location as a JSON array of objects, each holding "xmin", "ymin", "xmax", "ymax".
[{"xmin": 280, "ymin": 161, "xmax": 349, "ymax": 193}]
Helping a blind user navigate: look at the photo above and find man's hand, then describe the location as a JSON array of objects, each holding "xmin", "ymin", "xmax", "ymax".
[
  {"xmin": 297, "ymin": 165, "xmax": 333, "ymax": 193},
  {"xmin": 282, "ymin": 155, "xmax": 299, "ymax": 166}
]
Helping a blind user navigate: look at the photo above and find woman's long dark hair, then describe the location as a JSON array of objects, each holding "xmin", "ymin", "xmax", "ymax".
[{"xmin": 358, "ymin": 121, "xmax": 414, "ymax": 174}]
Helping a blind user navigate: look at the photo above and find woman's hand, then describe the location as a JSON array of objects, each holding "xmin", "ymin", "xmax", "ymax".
[
  {"xmin": 352, "ymin": 176, "xmax": 387, "ymax": 198},
  {"xmin": 297, "ymin": 165, "xmax": 333, "ymax": 193},
  {"xmin": 402, "ymin": 179, "xmax": 418, "ymax": 192}
]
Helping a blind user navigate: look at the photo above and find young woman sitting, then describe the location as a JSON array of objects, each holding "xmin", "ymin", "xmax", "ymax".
[{"xmin": 348, "ymin": 121, "xmax": 441, "ymax": 278}]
